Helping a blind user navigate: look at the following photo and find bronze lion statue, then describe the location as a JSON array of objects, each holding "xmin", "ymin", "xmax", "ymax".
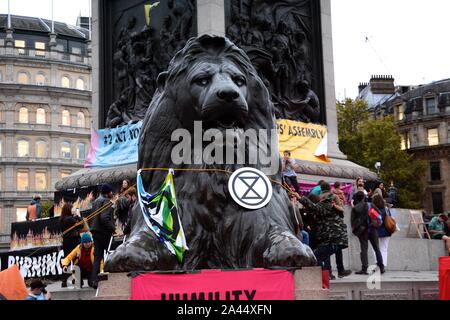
[{"xmin": 105, "ymin": 35, "xmax": 317, "ymax": 272}]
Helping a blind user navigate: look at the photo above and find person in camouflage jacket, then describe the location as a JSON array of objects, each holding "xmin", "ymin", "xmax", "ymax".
[{"xmin": 299, "ymin": 190, "xmax": 349, "ymax": 277}]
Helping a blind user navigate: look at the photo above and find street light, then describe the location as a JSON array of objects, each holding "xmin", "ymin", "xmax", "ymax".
[{"xmin": 374, "ymin": 162, "xmax": 381, "ymax": 177}]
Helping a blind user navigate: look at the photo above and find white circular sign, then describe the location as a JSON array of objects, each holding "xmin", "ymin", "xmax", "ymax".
[{"xmin": 228, "ymin": 167, "xmax": 273, "ymax": 210}]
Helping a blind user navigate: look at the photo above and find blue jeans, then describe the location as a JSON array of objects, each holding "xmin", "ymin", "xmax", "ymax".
[{"xmin": 301, "ymin": 231, "xmax": 310, "ymax": 246}]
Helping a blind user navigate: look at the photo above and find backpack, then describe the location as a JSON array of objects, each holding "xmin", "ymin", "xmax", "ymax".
[{"xmin": 369, "ymin": 207, "xmax": 383, "ymax": 228}]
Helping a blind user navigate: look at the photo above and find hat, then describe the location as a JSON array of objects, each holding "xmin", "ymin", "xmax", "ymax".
[
  {"xmin": 81, "ymin": 233, "xmax": 92, "ymax": 243},
  {"xmin": 101, "ymin": 184, "xmax": 113, "ymax": 195},
  {"xmin": 30, "ymin": 279, "xmax": 46, "ymax": 290}
]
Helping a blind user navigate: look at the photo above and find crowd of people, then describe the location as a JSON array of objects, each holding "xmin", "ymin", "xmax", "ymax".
[
  {"xmin": 282, "ymin": 150, "xmax": 401, "ymax": 279},
  {"xmin": 56, "ymin": 181, "xmax": 137, "ymax": 290},
  {"xmin": 18, "ymin": 156, "xmax": 449, "ymax": 297}
]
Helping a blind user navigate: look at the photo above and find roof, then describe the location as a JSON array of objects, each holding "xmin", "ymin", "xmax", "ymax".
[{"xmin": 0, "ymin": 14, "xmax": 89, "ymax": 40}]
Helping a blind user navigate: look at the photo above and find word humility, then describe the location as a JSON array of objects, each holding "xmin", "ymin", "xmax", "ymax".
[{"xmin": 162, "ymin": 289, "xmax": 257, "ymax": 300}]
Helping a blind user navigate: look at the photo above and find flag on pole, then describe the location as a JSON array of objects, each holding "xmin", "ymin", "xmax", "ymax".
[
  {"xmin": 136, "ymin": 169, "xmax": 188, "ymax": 263},
  {"xmin": 144, "ymin": 2, "xmax": 160, "ymax": 27}
]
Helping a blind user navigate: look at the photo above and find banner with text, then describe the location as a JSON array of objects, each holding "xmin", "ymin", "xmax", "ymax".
[
  {"xmin": 277, "ymin": 119, "xmax": 329, "ymax": 163},
  {"xmin": 0, "ymin": 246, "xmax": 64, "ymax": 279},
  {"xmin": 131, "ymin": 269, "xmax": 294, "ymax": 300},
  {"xmin": 85, "ymin": 121, "xmax": 142, "ymax": 168}
]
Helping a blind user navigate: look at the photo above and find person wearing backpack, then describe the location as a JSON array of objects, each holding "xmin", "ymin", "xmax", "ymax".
[
  {"xmin": 352, "ymin": 191, "xmax": 384, "ymax": 274},
  {"xmin": 372, "ymin": 194, "xmax": 391, "ymax": 270}
]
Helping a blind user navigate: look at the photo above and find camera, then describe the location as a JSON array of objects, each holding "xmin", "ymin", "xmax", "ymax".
[{"xmin": 41, "ymin": 288, "xmax": 47, "ymax": 294}]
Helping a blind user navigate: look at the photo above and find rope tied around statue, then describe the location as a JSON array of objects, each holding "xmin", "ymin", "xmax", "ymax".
[{"xmin": 61, "ymin": 167, "xmax": 297, "ymax": 237}]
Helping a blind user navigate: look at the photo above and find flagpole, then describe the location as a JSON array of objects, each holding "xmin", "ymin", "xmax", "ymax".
[
  {"xmin": 7, "ymin": 0, "xmax": 11, "ymax": 29},
  {"xmin": 51, "ymin": 0, "xmax": 55, "ymax": 33},
  {"xmin": 88, "ymin": 0, "xmax": 92, "ymax": 41}
]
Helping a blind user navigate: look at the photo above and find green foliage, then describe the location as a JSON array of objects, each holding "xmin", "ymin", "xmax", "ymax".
[
  {"xmin": 40, "ymin": 201, "xmax": 54, "ymax": 218},
  {"xmin": 337, "ymin": 99, "xmax": 426, "ymax": 209}
]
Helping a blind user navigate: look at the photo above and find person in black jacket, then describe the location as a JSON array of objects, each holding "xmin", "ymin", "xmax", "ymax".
[
  {"xmin": 351, "ymin": 191, "xmax": 384, "ymax": 274},
  {"xmin": 59, "ymin": 203, "xmax": 82, "ymax": 288},
  {"xmin": 89, "ymin": 184, "xmax": 116, "ymax": 288}
]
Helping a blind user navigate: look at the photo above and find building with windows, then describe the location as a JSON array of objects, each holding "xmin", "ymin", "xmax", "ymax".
[
  {"xmin": 0, "ymin": 15, "xmax": 92, "ymax": 249},
  {"xmin": 359, "ymin": 76, "xmax": 450, "ymax": 215}
]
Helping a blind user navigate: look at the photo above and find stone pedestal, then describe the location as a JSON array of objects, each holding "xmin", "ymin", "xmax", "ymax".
[
  {"xmin": 95, "ymin": 272, "xmax": 131, "ymax": 300},
  {"xmin": 294, "ymin": 267, "xmax": 329, "ymax": 300}
]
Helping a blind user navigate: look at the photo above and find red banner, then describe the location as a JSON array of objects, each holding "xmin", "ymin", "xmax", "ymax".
[
  {"xmin": 439, "ymin": 257, "xmax": 450, "ymax": 300},
  {"xmin": 131, "ymin": 269, "xmax": 295, "ymax": 300}
]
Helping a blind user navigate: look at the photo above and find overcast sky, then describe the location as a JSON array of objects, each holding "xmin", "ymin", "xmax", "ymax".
[
  {"xmin": 2, "ymin": 0, "xmax": 450, "ymax": 101},
  {"xmin": 331, "ymin": 0, "xmax": 450, "ymax": 100},
  {"xmin": 0, "ymin": 0, "xmax": 90, "ymax": 27}
]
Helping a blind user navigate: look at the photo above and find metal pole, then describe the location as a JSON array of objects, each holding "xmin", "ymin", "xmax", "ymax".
[
  {"xmin": 51, "ymin": 0, "xmax": 55, "ymax": 33},
  {"xmin": 89, "ymin": 0, "xmax": 92, "ymax": 40},
  {"xmin": 7, "ymin": 0, "xmax": 11, "ymax": 29}
]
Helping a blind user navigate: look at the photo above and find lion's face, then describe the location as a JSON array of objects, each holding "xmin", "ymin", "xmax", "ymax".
[{"xmin": 167, "ymin": 59, "xmax": 250, "ymax": 132}]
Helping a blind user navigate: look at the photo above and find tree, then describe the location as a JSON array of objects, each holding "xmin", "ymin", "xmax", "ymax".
[{"xmin": 337, "ymin": 99, "xmax": 425, "ymax": 208}]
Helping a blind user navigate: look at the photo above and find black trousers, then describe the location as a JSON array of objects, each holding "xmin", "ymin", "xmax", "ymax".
[
  {"xmin": 91, "ymin": 234, "xmax": 110, "ymax": 283},
  {"xmin": 284, "ymin": 175, "xmax": 300, "ymax": 193},
  {"xmin": 358, "ymin": 228, "xmax": 384, "ymax": 270}
]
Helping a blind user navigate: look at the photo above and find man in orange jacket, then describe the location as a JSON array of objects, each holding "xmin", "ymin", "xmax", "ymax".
[{"xmin": 62, "ymin": 233, "xmax": 103, "ymax": 288}]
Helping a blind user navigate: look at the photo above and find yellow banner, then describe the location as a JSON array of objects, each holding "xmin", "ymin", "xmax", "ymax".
[{"xmin": 277, "ymin": 119, "xmax": 329, "ymax": 163}]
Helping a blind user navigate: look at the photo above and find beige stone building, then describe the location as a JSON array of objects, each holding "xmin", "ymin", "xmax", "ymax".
[
  {"xmin": 0, "ymin": 15, "xmax": 92, "ymax": 250},
  {"xmin": 359, "ymin": 76, "xmax": 450, "ymax": 215}
]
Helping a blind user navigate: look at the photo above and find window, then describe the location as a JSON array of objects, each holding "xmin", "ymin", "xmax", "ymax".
[
  {"xmin": 61, "ymin": 142, "xmax": 71, "ymax": 159},
  {"xmin": 426, "ymin": 97, "xmax": 436, "ymax": 115},
  {"xmin": 397, "ymin": 105, "xmax": 404, "ymax": 121},
  {"xmin": 36, "ymin": 108, "xmax": 46, "ymax": 124},
  {"xmin": 430, "ymin": 162, "xmax": 441, "ymax": 181},
  {"xmin": 76, "ymin": 143, "xmax": 86, "ymax": 160},
  {"xmin": 77, "ymin": 112, "xmax": 85, "ymax": 128},
  {"xmin": 76, "ymin": 78, "xmax": 85, "ymax": 90},
  {"xmin": 18, "ymin": 72, "xmax": 29, "ymax": 84},
  {"xmin": 17, "ymin": 140, "xmax": 30, "ymax": 157},
  {"xmin": 35, "ymin": 172, "xmax": 47, "ymax": 191},
  {"xmin": 36, "ymin": 140, "xmax": 47, "ymax": 158},
  {"xmin": 400, "ymin": 134, "xmax": 408, "ymax": 150},
  {"xmin": 72, "ymin": 47, "xmax": 82, "ymax": 55},
  {"xmin": 17, "ymin": 171, "xmax": 29, "ymax": 191},
  {"xmin": 61, "ymin": 170, "xmax": 71, "ymax": 179},
  {"xmin": 36, "ymin": 74, "xmax": 46, "ymax": 86},
  {"xmin": 15, "ymin": 40, "xmax": 26, "ymax": 55},
  {"xmin": 19, "ymin": 107, "xmax": 28, "ymax": 123},
  {"xmin": 432, "ymin": 192, "xmax": 444, "ymax": 214},
  {"xmin": 35, "ymin": 42, "xmax": 45, "ymax": 56},
  {"xmin": 16, "ymin": 208, "xmax": 27, "ymax": 222},
  {"xmin": 62, "ymin": 110, "xmax": 71, "ymax": 126},
  {"xmin": 61, "ymin": 76, "xmax": 71, "ymax": 88},
  {"xmin": 427, "ymin": 128, "xmax": 439, "ymax": 146}
]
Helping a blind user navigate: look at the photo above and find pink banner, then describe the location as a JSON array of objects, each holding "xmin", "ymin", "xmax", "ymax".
[{"xmin": 131, "ymin": 269, "xmax": 295, "ymax": 300}]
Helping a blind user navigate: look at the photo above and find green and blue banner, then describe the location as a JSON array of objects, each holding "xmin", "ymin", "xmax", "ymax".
[
  {"xmin": 136, "ymin": 169, "xmax": 189, "ymax": 263},
  {"xmin": 85, "ymin": 121, "xmax": 142, "ymax": 168}
]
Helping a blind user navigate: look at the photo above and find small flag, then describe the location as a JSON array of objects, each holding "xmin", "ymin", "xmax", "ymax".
[
  {"xmin": 136, "ymin": 169, "xmax": 188, "ymax": 263},
  {"xmin": 144, "ymin": 2, "xmax": 160, "ymax": 27}
]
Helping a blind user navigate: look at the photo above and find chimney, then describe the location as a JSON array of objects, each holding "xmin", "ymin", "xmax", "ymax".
[
  {"xmin": 358, "ymin": 82, "xmax": 369, "ymax": 94},
  {"xmin": 370, "ymin": 75, "xmax": 395, "ymax": 94}
]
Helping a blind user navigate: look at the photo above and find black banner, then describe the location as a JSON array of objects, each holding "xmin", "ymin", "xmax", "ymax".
[
  {"xmin": 54, "ymin": 186, "xmax": 100, "ymax": 205},
  {"xmin": 10, "ymin": 217, "xmax": 62, "ymax": 251},
  {"xmin": 0, "ymin": 246, "xmax": 64, "ymax": 279}
]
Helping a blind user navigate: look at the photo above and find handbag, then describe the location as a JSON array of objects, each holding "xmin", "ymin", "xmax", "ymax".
[
  {"xmin": 384, "ymin": 209, "xmax": 397, "ymax": 234},
  {"xmin": 369, "ymin": 207, "xmax": 383, "ymax": 228}
]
